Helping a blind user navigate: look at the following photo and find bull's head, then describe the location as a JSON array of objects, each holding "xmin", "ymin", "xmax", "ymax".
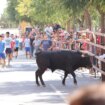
[{"xmin": 81, "ymin": 54, "xmax": 93, "ymax": 69}]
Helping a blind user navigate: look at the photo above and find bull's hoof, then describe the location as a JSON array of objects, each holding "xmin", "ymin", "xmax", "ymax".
[
  {"xmin": 62, "ymin": 83, "xmax": 66, "ymax": 86},
  {"xmin": 74, "ymin": 82, "xmax": 77, "ymax": 85},
  {"xmin": 42, "ymin": 84, "xmax": 46, "ymax": 87},
  {"xmin": 62, "ymin": 81, "xmax": 66, "ymax": 86},
  {"xmin": 36, "ymin": 83, "xmax": 40, "ymax": 86},
  {"xmin": 37, "ymin": 84, "xmax": 40, "ymax": 87}
]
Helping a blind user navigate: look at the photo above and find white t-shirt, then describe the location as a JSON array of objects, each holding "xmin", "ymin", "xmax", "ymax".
[
  {"xmin": 49, "ymin": 26, "xmax": 53, "ymax": 33},
  {"xmin": 19, "ymin": 38, "xmax": 22, "ymax": 43},
  {"xmin": 5, "ymin": 37, "xmax": 12, "ymax": 48},
  {"xmin": 33, "ymin": 39, "xmax": 41, "ymax": 47},
  {"xmin": 24, "ymin": 38, "xmax": 30, "ymax": 47}
]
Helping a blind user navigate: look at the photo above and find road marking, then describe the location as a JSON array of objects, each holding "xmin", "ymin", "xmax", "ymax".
[{"xmin": 49, "ymin": 84, "xmax": 67, "ymax": 103}]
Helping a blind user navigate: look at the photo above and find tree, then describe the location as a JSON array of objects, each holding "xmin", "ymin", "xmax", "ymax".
[
  {"xmin": 7, "ymin": 0, "xmax": 19, "ymax": 22},
  {"xmin": 91, "ymin": 0, "xmax": 105, "ymax": 32},
  {"xmin": 16, "ymin": 0, "xmax": 69, "ymax": 26},
  {"xmin": 0, "ymin": 8, "xmax": 18, "ymax": 28},
  {"xmin": 59, "ymin": 0, "xmax": 92, "ymax": 30}
]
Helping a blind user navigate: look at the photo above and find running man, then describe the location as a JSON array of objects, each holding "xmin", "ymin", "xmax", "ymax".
[
  {"xmin": 14, "ymin": 36, "xmax": 20, "ymax": 58},
  {"xmin": 24, "ymin": 36, "xmax": 31, "ymax": 59},
  {"xmin": 0, "ymin": 35, "xmax": 6, "ymax": 67},
  {"xmin": 5, "ymin": 32, "xmax": 12, "ymax": 66}
]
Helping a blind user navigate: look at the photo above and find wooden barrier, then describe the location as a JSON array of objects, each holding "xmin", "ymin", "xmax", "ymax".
[
  {"xmin": 80, "ymin": 50, "xmax": 105, "ymax": 63},
  {"xmin": 93, "ymin": 65, "xmax": 105, "ymax": 75},
  {"xmin": 76, "ymin": 31, "xmax": 105, "ymax": 80},
  {"xmin": 78, "ymin": 40, "xmax": 105, "ymax": 50}
]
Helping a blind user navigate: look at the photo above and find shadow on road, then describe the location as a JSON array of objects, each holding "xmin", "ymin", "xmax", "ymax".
[
  {"xmin": 0, "ymin": 80, "xmax": 70, "ymax": 95},
  {"xmin": 0, "ymin": 74, "xmax": 100, "ymax": 95},
  {"xmin": 0, "ymin": 65, "xmax": 38, "ymax": 73},
  {"xmin": 30, "ymin": 94, "xmax": 65, "ymax": 104},
  {"xmin": 0, "ymin": 70, "xmax": 100, "ymax": 104}
]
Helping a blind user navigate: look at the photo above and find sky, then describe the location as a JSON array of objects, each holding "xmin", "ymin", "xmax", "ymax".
[{"xmin": 0, "ymin": 0, "xmax": 7, "ymax": 16}]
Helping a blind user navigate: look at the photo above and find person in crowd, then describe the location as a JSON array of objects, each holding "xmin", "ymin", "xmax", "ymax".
[
  {"xmin": 19, "ymin": 36, "xmax": 23, "ymax": 50},
  {"xmin": 69, "ymin": 36, "xmax": 74, "ymax": 50},
  {"xmin": 44, "ymin": 24, "xmax": 53, "ymax": 39},
  {"xmin": 79, "ymin": 33, "xmax": 90, "ymax": 50},
  {"xmin": 64, "ymin": 32, "xmax": 71, "ymax": 49},
  {"xmin": 40, "ymin": 34, "xmax": 53, "ymax": 51},
  {"xmin": 33, "ymin": 35, "xmax": 42, "ymax": 53},
  {"xmin": 14, "ymin": 36, "xmax": 20, "ymax": 58},
  {"xmin": 0, "ymin": 35, "xmax": 6, "ymax": 67},
  {"xmin": 58, "ymin": 28, "xmax": 65, "ymax": 49},
  {"xmin": 5, "ymin": 32, "xmax": 12, "ymax": 66},
  {"xmin": 51, "ymin": 36, "xmax": 62, "ymax": 51},
  {"xmin": 24, "ymin": 35, "xmax": 31, "ymax": 59},
  {"xmin": 69, "ymin": 83, "xmax": 105, "ymax": 105},
  {"xmin": 22, "ymin": 35, "xmax": 25, "ymax": 50},
  {"xmin": 53, "ymin": 24, "xmax": 61, "ymax": 31},
  {"xmin": 30, "ymin": 28, "xmax": 36, "ymax": 37},
  {"xmin": 11, "ymin": 34, "xmax": 15, "ymax": 58},
  {"xmin": 30, "ymin": 35, "xmax": 35, "ymax": 57}
]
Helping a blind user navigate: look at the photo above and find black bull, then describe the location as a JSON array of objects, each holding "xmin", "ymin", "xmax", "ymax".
[{"xmin": 35, "ymin": 50, "xmax": 92, "ymax": 86}]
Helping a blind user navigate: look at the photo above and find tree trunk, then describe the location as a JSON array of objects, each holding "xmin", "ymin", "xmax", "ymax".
[
  {"xmin": 67, "ymin": 19, "xmax": 71, "ymax": 32},
  {"xmin": 84, "ymin": 9, "xmax": 92, "ymax": 30},
  {"xmin": 100, "ymin": 13, "xmax": 105, "ymax": 81},
  {"xmin": 101, "ymin": 13, "xmax": 105, "ymax": 32},
  {"xmin": 77, "ymin": 15, "xmax": 84, "ymax": 30}
]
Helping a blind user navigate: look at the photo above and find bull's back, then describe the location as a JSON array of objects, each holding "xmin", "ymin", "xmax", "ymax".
[
  {"xmin": 49, "ymin": 52, "xmax": 69, "ymax": 70},
  {"xmin": 36, "ymin": 51, "xmax": 82, "ymax": 70}
]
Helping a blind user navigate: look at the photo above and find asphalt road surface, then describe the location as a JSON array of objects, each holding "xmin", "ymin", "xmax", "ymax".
[{"xmin": 0, "ymin": 51, "xmax": 100, "ymax": 105}]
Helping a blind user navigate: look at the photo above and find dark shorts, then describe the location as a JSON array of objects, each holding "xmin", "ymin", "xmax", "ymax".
[
  {"xmin": 6, "ymin": 48, "xmax": 12, "ymax": 54},
  {"xmin": 25, "ymin": 47, "xmax": 31, "ymax": 52},
  {"xmin": 0, "ymin": 53, "xmax": 5, "ymax": 59},
  {"xmin": 14, "ymin": 47, "xmax": 19, "ymax": 52}
]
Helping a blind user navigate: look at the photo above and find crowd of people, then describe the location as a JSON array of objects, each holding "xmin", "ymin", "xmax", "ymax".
[
  {"xmin": 0, "ymin": 24, "xmax": 103, "ymax": 68},
  {"xmin": 0, "ymin": 25, "xmax": 105, "ymax": 105},
  {"xmin": 0, "ymin": 32, "xmax": 20, "ymax": 67},
  {"xmin": 0, "ymin": 25, "xmax": 91, "ymax": 67},
  {"xmin": 25, "ymin": 24, "xmax": 91, "ymax": 54}
]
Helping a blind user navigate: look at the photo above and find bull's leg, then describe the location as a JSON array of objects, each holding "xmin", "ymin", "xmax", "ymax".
[
  {"xmin": 35, "ymin": 70, "xmax": 40, "ymax": 86},
  {"xmin": 38, "ymin": 69, "xmax": 46, "ymax": 87},
  {"xmin": 62, "ymin": 71, "xmax": 68, "ymax": 86},
  {"xmin": 71, "ymin": 72, "xmax": 77, "ymax": 85}
]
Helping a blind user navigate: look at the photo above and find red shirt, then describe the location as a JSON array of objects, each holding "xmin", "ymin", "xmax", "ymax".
[{"xmin": 11, "ymin": 40, "xmax": 15, "ymax": 49}]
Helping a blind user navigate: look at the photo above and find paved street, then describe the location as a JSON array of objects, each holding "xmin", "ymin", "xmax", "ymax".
[{"xmin": 0, "ymin": 51, "xmax": 100, "ymax": 105}]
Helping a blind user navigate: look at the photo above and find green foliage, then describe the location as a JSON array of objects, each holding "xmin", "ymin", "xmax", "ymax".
[
  {"xmin": 3, "ymin": 0, "xmax": 105, "ymax": 30},
  {"xmin": 16, "ymin": 0, "xmax": 70, "ymax": 26},
  {"xmin": 7, "ymin": 0, "xmax": 19, "ymax": 22},
  {"xmin": 60, "ymin": 0, "xmax": 89, "ymax": 15},
  {"xmin": 0, "ymin": 8, "xmax": 18, "ymax": 28},
  {"xmin": 90, "ymin": 0, "xmax": 105, "ymax": 13}
]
